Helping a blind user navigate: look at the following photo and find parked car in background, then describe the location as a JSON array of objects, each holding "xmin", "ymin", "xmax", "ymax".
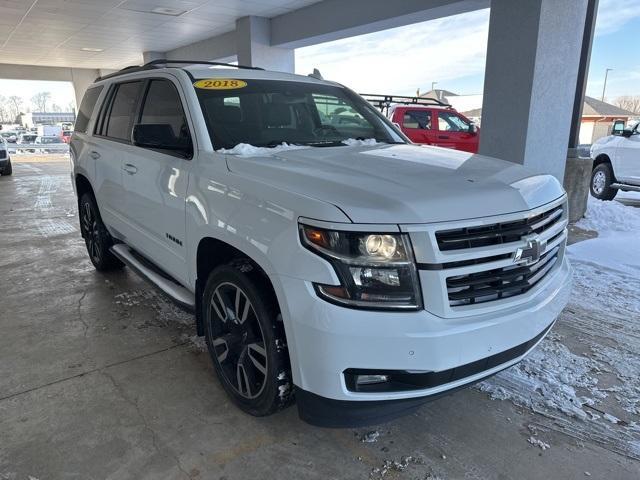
[
  {"xmin": 71, "ymin": 62, "xmax": 570, "ymax": 426},
  {"xmin": 35, "ymin": 135, "xmax": 66, "ymax": 153},
  {"xmin": 62, "ymin": 130, "xmax": 73, "ymax": 143},
  {"xmin": 1, "ymin": 131, "xmax": 18, "ymax": 143},
  {"xmin": 362, "ymin": 94, "xmax": 480, "ymax": 153},
  {"xmin": 590, "ymin": 120, "xmax": 640, "ymax": 200},
  {"xmin": 0, "ymin": 138, "xmax": 12, "ymax": 176},
  {"xmin": 17, "ymin": 133, "xmax": 38, "ymax": 153}
]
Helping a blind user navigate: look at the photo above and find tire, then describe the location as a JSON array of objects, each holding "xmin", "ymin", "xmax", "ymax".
[
  {"xmin": 78, "ymin": 192, "xmax": 124, "ymax": 271},
  {"xmin": 203, "ymin": 262, "xmax": 293, "ymax": 416},
  {"xmin": 1, "ymin": 160, "xmax": 11, "ymax": 176},
  {"xmin": 590, "ymin": 163, "xmax": 617, "ymax": 200}
]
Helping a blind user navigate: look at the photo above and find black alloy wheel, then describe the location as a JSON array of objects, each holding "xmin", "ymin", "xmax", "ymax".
[{"xmin": 203, "ymin": 263, "xmax": 293, "ymax": 416}]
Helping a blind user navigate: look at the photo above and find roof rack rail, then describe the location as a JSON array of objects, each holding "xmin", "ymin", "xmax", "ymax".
[
  {"xmin": 95, "ymin": 59, "xmax": 264, "ymax": 82},
  {"xmin": 360, "ymin": 93, "xmax": 451, "ymax": 114}
]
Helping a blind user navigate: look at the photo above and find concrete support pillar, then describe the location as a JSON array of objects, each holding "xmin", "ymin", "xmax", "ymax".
[
  {"xmin": 70, "ymin": 68, "xmax": 100, "ymax": 108},
  {"xmin": 143, "ymin": 51, "xmax": 166, "ymax": 64},
  {"xmin": 479, "ymin": 0, "xmax": 589, "ymax": 181},
  {"xmin": 236, "ymin": 16, "xmax": 294, "ymax": 72}
]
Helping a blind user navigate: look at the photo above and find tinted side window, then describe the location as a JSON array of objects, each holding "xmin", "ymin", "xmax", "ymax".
[
  {"xmin": 75, "ymin": 86, "xmax": 103, "ymax": 133},
  {"xmin": 105, "ymin": 81, "xmax": 142, "ymax": 141},
  {"xmin": 139, "ymin": 80, "xmax": 191, "ymax": 144}
]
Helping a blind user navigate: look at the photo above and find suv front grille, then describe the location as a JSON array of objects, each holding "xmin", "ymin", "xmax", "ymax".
[
  {"xmin": 436, "ymin": 205, "xmax": 563, "ymax": 251},
  {"xmin": 446, "ymin": 246, "xmax": 560, "ymax": 306}
]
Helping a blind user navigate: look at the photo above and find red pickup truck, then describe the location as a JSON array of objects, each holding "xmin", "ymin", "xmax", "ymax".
[{"xmin": 362, "ymin": 94, "xmax": 480, "ymax": 153}]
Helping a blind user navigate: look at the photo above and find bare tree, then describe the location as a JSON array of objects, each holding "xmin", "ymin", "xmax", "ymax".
[
  {"xmin": 31, "ymin": 91, "xmax": 51, "ymax": 112},
  {"xmin": 7, "ymin": 96, "xmax": 23, "ymax": 121},
  {"xmin": 613, "ymin": 95, "xmax": 640, "ymax": 114},
  {"xmin": 0, "ymin": 95, "xmax": 10, "ymax": 123}
]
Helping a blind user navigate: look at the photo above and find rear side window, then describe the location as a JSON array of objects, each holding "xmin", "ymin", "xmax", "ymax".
[
  {"xmin": 403, "ymin": 110, "xmax": 432, "ymax": 129},
  {"xmin": 75, "ymin": 86, "xmax": 103, "ymax": 133},
  {"xmin": 105, "ymin": 81, "xmax": 143, "ymax": 141}
]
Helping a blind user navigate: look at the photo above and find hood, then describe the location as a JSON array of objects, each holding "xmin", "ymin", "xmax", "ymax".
[{"xmin": 225, "ymin": 144, "xmax": 565, "ymax": 224}]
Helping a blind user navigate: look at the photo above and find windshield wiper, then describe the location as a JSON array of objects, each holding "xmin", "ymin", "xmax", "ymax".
[
  {"xmin": 304, "ymin": 140, "xmax": 347, "ymax": 147},
  {"xmin": 260, "ymin": 140, "xmax": 302, "ymax": 148}
]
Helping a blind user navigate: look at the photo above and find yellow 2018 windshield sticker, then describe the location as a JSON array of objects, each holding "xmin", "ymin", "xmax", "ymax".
[{"xmin": 193, "ymin": 79, "xmax": 247, "ymax": 90}]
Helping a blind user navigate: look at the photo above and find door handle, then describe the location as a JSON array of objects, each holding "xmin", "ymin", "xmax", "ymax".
[
  {"xmin": 438, "ymin": 135, "xmax": 450, "ymax": 139},
  {"xmin": 123, "ymin": 163, "xmax": 138, "ymax": 175},
  {"xmin": 89, "ymin": 151, "xmax": 101, "ymax": 159}
]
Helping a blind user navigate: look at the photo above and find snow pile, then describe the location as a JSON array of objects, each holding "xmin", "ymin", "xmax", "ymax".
[
  {"xmin": 216, "ymin": 142, "xmax": 310, "ymax": 156},
  {"xmin": 575, "ymin": 197, "xmax": 640, "ymax": 233},
  {"xmin": 570, "ymin": 197, "xmax": 640, "ymax": 275},
  {"xmin": 342, "ymin": 138, "xmax": 379, "ymax": 146}
]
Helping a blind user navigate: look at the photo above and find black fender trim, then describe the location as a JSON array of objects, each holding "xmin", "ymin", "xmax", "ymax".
[{"xmin": 195, "ymin": 278, "xmax": 204, "ymax": 336}]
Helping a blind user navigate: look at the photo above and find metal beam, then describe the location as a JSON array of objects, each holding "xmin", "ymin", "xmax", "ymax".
[{"xmin": 270, "ymin": 0, "xmax": 488, "ymax": 48}]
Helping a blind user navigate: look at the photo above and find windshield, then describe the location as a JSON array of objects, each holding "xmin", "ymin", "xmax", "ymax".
[{"xmin": 194, "ymin": 79, "xmax": 405, "ymax": 149}]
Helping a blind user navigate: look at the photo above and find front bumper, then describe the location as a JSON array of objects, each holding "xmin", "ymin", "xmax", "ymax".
[{"xmin": 276, "ymin": 255, "xmax": 571, "ymax": 416}]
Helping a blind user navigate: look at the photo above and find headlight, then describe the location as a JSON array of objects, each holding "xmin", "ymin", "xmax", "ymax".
[{"xmin": 300, "ymin": 225, "xmax": 422, "ymax": 310}]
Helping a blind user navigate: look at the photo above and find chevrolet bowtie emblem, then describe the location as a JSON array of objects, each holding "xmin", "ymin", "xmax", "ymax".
[{"xmin": 514, "ymin": 237, "xmax": 545, "ymax": 265}]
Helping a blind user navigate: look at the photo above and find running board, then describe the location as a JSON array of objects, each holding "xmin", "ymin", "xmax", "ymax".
[
  {"xmin": 110, "ymin": 244, "xmax": 195, "ymax": 310},
  {"xmin": 611, "ymin": 183, "xmax": 640, "ymax": 192}
]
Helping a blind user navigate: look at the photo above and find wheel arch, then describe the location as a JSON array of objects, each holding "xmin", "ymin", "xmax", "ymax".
[
  {"xmin": 592, "ymin": 153, "xmax": 611, "ymax": 170},
  {"xmin": 75, "ymin": 173, "xmax": 94, "ymax": 200},
  {"xmin": 194, "ymin": 237, "xmax": 282, "ymax": 337}
]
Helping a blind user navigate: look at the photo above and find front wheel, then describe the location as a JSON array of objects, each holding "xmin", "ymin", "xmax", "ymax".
[
  {"xmin": 1, "ymin": 160, "xmax": 11, "ymax": 176},
  {"xmin": 203, "ymin": 263, "xmax": 293, "ymax": 416},
  {"xmin": 590, "ymin": 163, "xmax": 617, "ymax": 200},
  {"xmin": 79, "ymin": 193, "xmax": 124, "ymax": 271}
]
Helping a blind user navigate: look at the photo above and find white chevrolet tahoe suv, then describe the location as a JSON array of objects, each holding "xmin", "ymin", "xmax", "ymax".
[
  {"xmin": 590, "ymin": 120, "xmax": 640, "ymax": 200},
  {"xmin": 71, "ymin": 61, "xmax": 571, "ymax": 426}
]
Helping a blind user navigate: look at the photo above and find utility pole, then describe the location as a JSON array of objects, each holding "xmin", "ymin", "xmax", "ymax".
[
  {"xmin": 601, "ymin": 68, "xmax": 612, "ymax": 101},
  {"xmin": 431, "ymin": 81, "xmax": 438, "ymax": 92}
]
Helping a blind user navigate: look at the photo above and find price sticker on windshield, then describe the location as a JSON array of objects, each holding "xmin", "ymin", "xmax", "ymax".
[{"xmin": 193, "ymin": 79, "xmax": 247, "ymax": 90}]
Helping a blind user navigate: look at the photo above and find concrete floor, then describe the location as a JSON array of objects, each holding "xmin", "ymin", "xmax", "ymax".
[{"xmin": 1, "ymin": 160, "xmax": 638, "ymax": 480}]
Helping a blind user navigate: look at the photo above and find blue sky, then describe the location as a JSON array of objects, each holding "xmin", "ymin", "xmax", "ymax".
[{"xmin": 296, "ymin": 0, "xmax": 640, "ymax": 101}]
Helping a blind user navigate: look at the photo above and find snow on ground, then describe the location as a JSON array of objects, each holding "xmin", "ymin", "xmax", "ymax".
[
  {"xmin": 216, "ymin": 142, "xmax": 311, "ymax": 156},
  {"xmin": 568, "ymin": 197, "xmax": 640, "ymax": 276},
  {"xmin": 479, "ymin": 196, "xmax": 640, "ymax": 459}
]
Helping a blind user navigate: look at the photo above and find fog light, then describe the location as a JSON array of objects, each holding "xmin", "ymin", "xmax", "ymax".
[{"xmin": 356, "ymin": 374, "xmax": 389, "ymax": 386}]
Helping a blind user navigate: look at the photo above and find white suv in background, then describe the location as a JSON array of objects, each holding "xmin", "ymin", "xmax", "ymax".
[
  {"xmin": 71, "ymin": 61, "xmax": 571, "ymax": 426},
  {"xmin": 590, "ymin": 120, "xmax": 640, "ymax": 200}
]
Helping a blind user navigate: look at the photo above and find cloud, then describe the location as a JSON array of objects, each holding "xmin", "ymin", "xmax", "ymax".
[
  {"xmin": 595, "ymin": 0, "xmax": 640, "ymax": 35},
  {"xmin": 295, "ymin": 9, "xmax": 490, "ymax": 96}
]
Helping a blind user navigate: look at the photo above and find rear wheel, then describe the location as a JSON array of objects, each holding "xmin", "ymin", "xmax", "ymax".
[
  {"xmin": 590, "ymin": 163, "xmax": 617, "ymax": 200},
  {"xmin": 79, "ymin": 193, "xmax": 124, "ymax": 271},
  {"xmin": 1, "ymin": 160, "xmax": 11, "ymax": 176},
  {"xmin": 203, "ymin": 263, "xmax": 293, "ymax": 416}
]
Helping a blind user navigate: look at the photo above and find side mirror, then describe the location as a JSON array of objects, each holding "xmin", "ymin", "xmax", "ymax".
[
  {"xmin": 621, "ymin": 128, "xmax": 634, "ymax": 138},
  {"xmin": 132, "ymin": 124, "xmax": 191, "ymax": 155},
  {"xmin": 468, "ymin": 124, "xmax": 478, "ymax": 134}
]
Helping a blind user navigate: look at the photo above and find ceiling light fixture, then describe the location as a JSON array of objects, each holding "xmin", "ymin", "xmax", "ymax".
[
  {"xmin": 151, "ymin": 7, "xmax": 187, "ymax": 16},
  {"xmin": 81, "ymin": 47, "xmax": 103, "ymax": 52}
]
